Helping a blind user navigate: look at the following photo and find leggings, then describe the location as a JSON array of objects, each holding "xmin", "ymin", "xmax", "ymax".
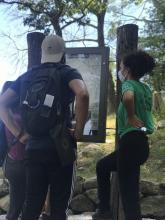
[
  {"xmin": 4, "ymin": 156, "xmax": 26, "ymax": 220},
  {"xmin": 96, "ymin": 131, "xmax": 149, "ymax": 220}
]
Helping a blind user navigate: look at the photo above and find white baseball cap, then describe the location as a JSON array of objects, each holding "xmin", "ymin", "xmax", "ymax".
[{"xmin": 41, "ymin": 35, "xmax": 65, "ymax": 63}]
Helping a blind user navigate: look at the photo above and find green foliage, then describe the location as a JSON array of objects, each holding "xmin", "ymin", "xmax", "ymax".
[
  {"xmin": 139, "ymin": 0, "xmax": 165, "ymax": 91},
  {"xmin": 150, "ymin": 127, "xmax": 165, "ymax": 145},
  {"xmin": 108, "ymin": 20, "xmax": 122, "ymax": 41},
  {"xmin": 77, "ymin": 127, "xmax": 165, "ymax": 182},
  {"xmin": 16, "ymin": 0, "xmax": 86, "ymax": 34},
  {"xmin": 141, "ymin": 128, "xmax": 165, "ymax": 182},
  {"xmin": 0, "ymin": 0, "xmax": 108, "ymax": 36},
  {"xmin": 153, "ymin": 103, "xmax": 165, "ymax": 121}
]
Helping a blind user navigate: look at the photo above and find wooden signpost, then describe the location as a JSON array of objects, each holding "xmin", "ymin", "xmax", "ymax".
[{"xmin": 111, "ymin": 24, "xmax": 138, "ymax": 220}]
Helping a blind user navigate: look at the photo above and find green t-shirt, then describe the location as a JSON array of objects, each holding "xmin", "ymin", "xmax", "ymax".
[{"xmin": 117, "ymin": 80, "xmax": 154, "ymax": 137}]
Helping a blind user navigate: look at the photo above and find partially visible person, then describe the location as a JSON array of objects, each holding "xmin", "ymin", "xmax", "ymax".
[
  {"xmin": 92, "ymin": 50, "xmax": 155, "ymax": 220},
  {"xmin": 0, "ymin": 34, "xmax": 89, "ymax": 220},
  {"xmin": 1, "ymin": 81, "xmax": 26, "ymax": 220}
]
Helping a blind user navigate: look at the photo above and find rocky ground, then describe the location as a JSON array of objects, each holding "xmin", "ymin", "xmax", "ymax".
[{"xmin": 0, "ymin": 120, "xmax": 164, "ymax": 220}]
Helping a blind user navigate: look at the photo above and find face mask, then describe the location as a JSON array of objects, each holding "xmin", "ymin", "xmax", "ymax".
[{"xmin": 118, "ymin": 70, "xmax": 125, "ymax": 82}]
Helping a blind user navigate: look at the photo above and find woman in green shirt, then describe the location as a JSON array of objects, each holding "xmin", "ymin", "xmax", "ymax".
[{"xmin": 92, "ymin": 50, "xmax": 155, "ymax": 220}]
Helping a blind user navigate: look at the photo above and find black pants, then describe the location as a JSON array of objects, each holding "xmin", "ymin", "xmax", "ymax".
[
  {"xmin": 96, "ymin": 131, "xmax": 149, "ymax": 220},
  {"xmin": 4, "ymin": 156, "xmax": 26, "ymax": 220},
  {"xmin": 21, "ymin": 148, "xmax": 76, "ymax": 220}
]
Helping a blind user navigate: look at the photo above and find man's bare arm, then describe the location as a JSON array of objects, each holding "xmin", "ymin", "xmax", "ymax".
[{"xmin": 69, "ymin": 79, "xmax": 89, "ymax": 140}]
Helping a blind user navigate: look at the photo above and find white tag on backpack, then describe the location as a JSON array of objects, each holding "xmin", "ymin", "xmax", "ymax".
[{"xmin": 43, "ymin": 94, "xmax": 54, "ymax": 107}]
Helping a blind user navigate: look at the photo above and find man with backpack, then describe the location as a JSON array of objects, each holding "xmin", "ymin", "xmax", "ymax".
[{"xmin": 0, "ymin": 34, "xmax": 89, "ymax": 220}]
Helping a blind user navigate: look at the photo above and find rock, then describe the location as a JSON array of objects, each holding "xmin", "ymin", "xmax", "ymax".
[
  {"xmin": 73, "ymin": 182, "xmax": 84, "ymax": 196},
  {"xmin": 0, "ymin": 170, "xmax": 4, "ymax": 179},
  {"xmin": 73, "ymin": 176, "xmax": 85, "ymax": 196},
  {"xmin": 157, "ymin": 120, "xmax": 165, "ymax": 129},
  {"xmin": 67, "ymin": 209, "xmax": 73, "ymax": 215},
  {"xmin": 83, "ymin": 177, "xmax": 97, "ymax": 190},
  {"xmin": 0, "ymin": 179, "xmax": 9, "ymax": 198},
  {"xmin": 156, "ymin": 140, "xmax": 165, "ymax": 148},
  {"xmin": 85, "ymin": 189, "xmax": 99, "ymax": 205},
  {"xmin": 0, "ymin": 215, "xmax": 6, "ymax": 220},
  {"xmin": 141, "ymin": 195, "xmax": 165, "ymax": 219},
  {"xmin": 159, "ymin": 183, "xmax": 165, "ymax": 195},
  {"xmin": 76, "ymin": 176, "xmax": 86, "ymax": 184},
  {"xmin": 70, "ymin": 194, "xmax": 95, "ymax": 213},
  {"xmin": 77, "ymin": 167, "xmax": 85, "ymax": 171},
  {"xmin": 0, "ymin": 195, "xmax": 9, "ymax": 212},
  {"xmin": 80, "ymin": 144, "xmax": 103, "ymax": 158},
  {"xmin": 140, "ymin": 180, "xmax": 159, "ymax": 196},
  {"xmin": 140, "ymin": 192, "xmax": 144, "ymax": 199}
]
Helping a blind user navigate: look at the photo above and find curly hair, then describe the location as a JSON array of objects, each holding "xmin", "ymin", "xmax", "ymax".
[{"xmin": 122, "ymin": 50, "xmax": 155, "ymax": 79}]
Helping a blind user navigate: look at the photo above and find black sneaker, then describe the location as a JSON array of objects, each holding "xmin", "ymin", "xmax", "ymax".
[{"xmin": 92, "ymin": 209, "xmax": 112, "ymax": 220}]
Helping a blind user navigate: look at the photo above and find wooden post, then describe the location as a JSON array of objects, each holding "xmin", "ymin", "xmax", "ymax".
[
  {"xmin": 111, "ymin": 24, "xmax": 138, "ymax": 220},
  {"xmin": 27, "ymin": 32, "xmax": 45, "ymax": 69}
]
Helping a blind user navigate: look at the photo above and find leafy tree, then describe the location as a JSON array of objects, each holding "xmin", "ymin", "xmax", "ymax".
[
  {"xmin": 0, "ymin": 0, "xmax": 92, "ymax": 36},
  {"xmin": 0, "ymin": 0, "xmax": 108, "ymax": 46},
  {"xmin": 139, "ymin": 0, "xmax": 165, "ymax": 91},
  {"xmin": 108, "ymin": 0, "xmax": 165, "ymax": 91},
  {"xmin": 0, "ymin": 0, "xmax": 116, "ymax": 112}
]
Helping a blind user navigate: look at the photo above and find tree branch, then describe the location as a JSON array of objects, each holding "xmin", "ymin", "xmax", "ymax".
[
  {"xmin": 0, "ymin": 0, "xmax": 50, "ymax": 17},
  {"xmin": 114, "ymin": 10, "xmax": 161, "ymax": 23},
  {"xmin": 0, "ymin": 31, "xmax": 27, "ymax": 52},
  {"xmin": 61, "ymin": 14, "xmax": 86, "ymax": 30},
  {"xmin": 65, "ymin": 38, "xmax": 97, "ymax": 43}
]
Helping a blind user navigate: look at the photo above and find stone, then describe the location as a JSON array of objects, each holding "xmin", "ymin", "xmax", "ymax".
[
  {"xmin": 157, "ymin": 120, "xmax": 165, "ymax": 129},
  {"xmin": 77, "ymin": 158, "xmax": 91, "ymax": 168},
  {"xmin": 0, "ymin": 179, "xmax": 9, "ymax": 198},
  {"xmin": 83, "ymin": 177, "xmax": 97, "ymax": 190},
  {"xmin": 76, "ymin": 176, "xmax": 86, "ymax": 183},
  {"xmin": 69, "ymin": 214, "xmax": 92, "ymax": 220},
  {"xmin": 156, "ymin": 140, "xmax": 165, "ymax": 148},
  {"xmin": 85, "ymin": 189, "xmax": 99, "ymax": 205},
  {"xmin": 80, "ymin": 144, "xmax": 103, "ymax": 158},
  {"xmin": 140, "ymin": 180, "xmax": 159, "ymax": 196},
  {"xmin": 0, "ymin": 195, "xmax": 9, "ymax": 212},
  {"xmin": 0, "ymin": 170, "xmax": 4, "ymax": 180},
  {"xmin": 159, "ymin": 183, "xmax": 165, "ymax": 195},
  {"xmin": 70, "ymin": 194, "xmax": 95, "ymax": 213},
  {"xmin": 73, "ymin": 176, "xmax": 85, "ymax": 196},
  {"xmin": 77, "ymin": 167, "xmax": 85, "ymax": 171},
  {"xmin": 141, "ymin": 195, "xmax": 165, "ymax": 219}
]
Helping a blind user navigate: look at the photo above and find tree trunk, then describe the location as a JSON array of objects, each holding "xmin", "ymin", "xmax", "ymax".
[
  {"xmin": 116, "ymin": 24, "xmax": 138, "ymax": 105},
  {"xmin": 111, "ymin": 24, "xmax": 138, "ymax": 220},
  {"xmin": 97, "ymin": 12, "xmax": 105, "ymax": 47},
  {"xmin": 27, "ymin": 32, "xmax": 45, "ymax": 69},
  {"xmin": 51, "ymin": 19, "xmax": 63, "ymax": 37},
  {"xmin": 97, "ymin": 0, "xmax": 107, "ymax": 47},
  {"xmin": 97, "ymin": 1, "xmax": 116, "ymax": 113},
  {"xmin": 107, "ymin": 69, "xmax": 116, "ymax": 114}
]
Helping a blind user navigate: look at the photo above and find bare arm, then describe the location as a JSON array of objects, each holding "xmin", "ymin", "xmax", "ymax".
[
  {"xmin": 123, "ymin": 91, "xmax": 144, "ymax": 128},
  {"xmin": 69, "ymin": 79, "xmax": 89, "ymax": 140},
  {"xmin": 0, "ymin": 88, "xmax": 29, "ymax": 143}
]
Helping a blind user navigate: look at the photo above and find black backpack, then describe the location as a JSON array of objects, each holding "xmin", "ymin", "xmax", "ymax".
[
  {"xmin": 0, "ymin": 120, "xmax": 8, "ymax": 166},
  {"xmin": 20, "ymin": 64, "xmax": 65, "ymax": 137}
]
